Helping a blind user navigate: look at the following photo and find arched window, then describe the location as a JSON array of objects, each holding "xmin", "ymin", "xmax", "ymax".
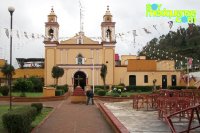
[
  {"xmin": 76, "ymin": 54, "xmax": 84, "ymax": 65},
  {"xmin": 106, "ymin": 28, "xmax": 111, "ymax": 42},
  {"xmin": 48, "ymin": 29, "xmax": 54, "ymax": 39}
]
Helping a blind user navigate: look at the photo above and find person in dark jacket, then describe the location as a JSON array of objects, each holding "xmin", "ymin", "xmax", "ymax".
[{"xmin": 86, "ymin": 88, "xmax": 94, "ymax": 105}]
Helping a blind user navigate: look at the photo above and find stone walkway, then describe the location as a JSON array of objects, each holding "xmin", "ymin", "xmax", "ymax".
[
  {"xmin": 105, "ymin": 100, "xmax": 200, "ymax": 133},
  {"xmin": 32, "ymin": 98, "xmax": 114, "ymax": 133}
]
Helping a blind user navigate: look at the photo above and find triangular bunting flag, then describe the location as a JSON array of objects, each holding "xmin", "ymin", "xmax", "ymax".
[
  {"xmin": 5, "ymin": 28, "xmax": 9, "ymax": 38},
  {"xmin": 168, "ymin": 21, "xmax": 173, "ymax": 29}
]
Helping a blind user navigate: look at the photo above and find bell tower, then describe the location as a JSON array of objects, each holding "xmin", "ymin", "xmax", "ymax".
[
  {"xmin": 101, "ymin": 6, "xmax": 116, "ymax": 86},
  {"xmin": 44, "ymin": 7, "xmax": 59, "ymax": 86},
  {"xmin": 44, "ymin": 7, "xmax": 59, "ymax": 42},
  {"xmin": 101, "ymin": 6, "xmax": 116, "ymax": 43}
]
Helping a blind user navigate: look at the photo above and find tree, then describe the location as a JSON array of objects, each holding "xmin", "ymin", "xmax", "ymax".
[
  {"xmin": 28, "ymin": 76, "xmax": 44, "ymax": 92},
  {"xmin": 1, "ymin": 63, "xmax": 15, "ymax": 85},
  {"xmin": 100, "ymin": 64, "xmax": 107, "ymax": 90},
  {"xmin": 51, "ymin": 66, "xmax": 64, "ymax": 87},
  {"xmin": 13, "ymin": 78, "xmax": 33, "ymax": 97}
]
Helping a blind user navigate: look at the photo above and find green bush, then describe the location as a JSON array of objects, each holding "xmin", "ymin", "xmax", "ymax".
[
  {"xmin": 28, "ymin": 77, "xmax": 44, "ymax": 92},
  {"xmin": 31, "ymin": 103, "xmax": 43, "ymax": 114},
  {"xmin": 0, "ymin": 85, "xmax": 9, "ymax": 96},
  {"xmin": 13, "ymin": 78, "xmax": 34, "ymax": 93},
  {"xmin": 168, "ymin": 86, "xmax": 197, "ymax": 90},
  {"xmin": 125, "ymin": 85, "xmax": 153, "ymax": 92},
  {"xmin": 94, "ymin": 88, "xmax": 101, "ymax": 94},
  {"xmin": 94, "ymin": 85, "xmax": 109, "ymax": 90},
  {"xmin": 57, "ymin": 84, "xmax": 68, "ymax": 92},
  {"xmin": 111, "ymin": 92, "xmax": 120, "ymax": 97},
  {"xmin": 2, "ymin": 106, "xmax": 37, "ymax": 133},
  {"xmin": 97, "ymin": 89, "xmax": 106, "ymax": 96},
  {"xmin": 55, "ymin": 89, "xmax": 64, "ymax": 96},
  {"xmin": 121, "ymin": 93, "xmax": 128, "ymax": 97}
]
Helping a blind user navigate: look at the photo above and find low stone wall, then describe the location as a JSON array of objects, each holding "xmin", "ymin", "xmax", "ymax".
[
  {"xmin": 43, "ymin": 87, "xmax": 55, "ymax": 97},
  {"xmin": 70, "ymin": 96, "xmax": 86, "ymax": 103},
  {"xmin": 0, "ymin": 92, "xmax": 70, "ymax": 102},
  {"xmin": 94, "ymin": 96, "xmax": 132, "ymax": 102},
  {"xmin": 98, "ymin": 102, "xmax": 129, "ymax": 133}
]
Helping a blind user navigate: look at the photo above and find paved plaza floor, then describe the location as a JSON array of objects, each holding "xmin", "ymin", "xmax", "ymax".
[
  {"xmin": 1, "ymin": 99, "xmax": 200, "ymax": 133},
  {"xmin": 105, "ymin": 100, "xmax": 200, "ymax": 133}
]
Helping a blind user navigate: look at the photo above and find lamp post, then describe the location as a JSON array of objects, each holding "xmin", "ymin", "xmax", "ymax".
[{"xmin": 8, "ymin": 6, "xmax": 15, "ymax": 110}]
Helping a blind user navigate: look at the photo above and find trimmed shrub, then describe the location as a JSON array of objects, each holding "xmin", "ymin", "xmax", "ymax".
[
  {"xmin": 126, "ymin": 85, "xmax": 153, "ymax": 92},
  {"xmin": 0, "ymin": 85, "xmax": 9, "ymax": 96},
  {"xmin": 111, "ymin": 92, "xmax": 120, "ymax": 97},
  {"xmin": 55, "ymin": 89, "xmax": 64, "ymax": 96},
  {"xmin": 31, "ymin": 103, "xmax": 43, "ymax": 114},
  {"xmin": 94, "ymin": 85, "xmax": 109, "ymax": 90},
  {"xmin": 121, "ymin": 93, "xmax": 128, "ymax": 97},
  {"xmin": 13, "ymin": 78, "xmax": 34, "ymax": 93},
  {"xmin": 168, "ymin": 86, "xmax": 197, "ymax": 90},
  {"xmin": 2, "ymin": 106, "xmax": 37, "ymax": 133},
  {"xmin": 57, "ymin": 84, "xmax": 68, "ymax": 92},
  {"xmin": 94, "ymin": 88, "xmax": 101, "ymax": 94},
  {"xmin": 97, "ymin": 89, "xmax": 106, "ymax": 96},
  {"xmin": 28, "ymin": 77, "xmax": 44, "ymax": 92}
]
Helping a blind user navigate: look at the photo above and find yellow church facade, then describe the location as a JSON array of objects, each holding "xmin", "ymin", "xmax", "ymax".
[{"xmin": 44, "ymin": 7, "xmax": 181, "ymax": 90}]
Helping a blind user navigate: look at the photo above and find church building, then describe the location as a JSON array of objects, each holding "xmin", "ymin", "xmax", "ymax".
[{"xmin": 44, "ymin": 6, "xmax": 181, "ymax": 90}]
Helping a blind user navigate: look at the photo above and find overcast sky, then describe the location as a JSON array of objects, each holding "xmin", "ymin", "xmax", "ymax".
[{"xmin": 0, "ymin": 0, "xmax": 200, "ymax": 67}]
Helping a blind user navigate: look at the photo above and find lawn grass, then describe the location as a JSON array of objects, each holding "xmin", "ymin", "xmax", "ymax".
[
  {"xmin": 11, "ymin": 92, "xmax": 43, "ymax": 97},
  {"xmin": 0, "ymin": 105, "xmax": 53, "ymax": 133},
  {"xmin": 31, "ymin": 107, "xmax": 53, "ymax": 128}
]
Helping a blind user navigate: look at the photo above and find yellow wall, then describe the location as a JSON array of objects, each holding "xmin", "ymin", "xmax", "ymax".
[
  {"xmin": 114, "ymin": 67, "xmax": 181, "ymax": 87},
  {"xmin": 104, "ymin": 47, "xmax": 114, "ymax": 85},
  {"xmin": 0, "ymin": 68, "xmax": 44, "ymax": 79},
  {"xmin": 121, "ymin": 55, "xmax": 146, "ymax": 65},
  {"xmin": 45, "ymin": 44, "xmax": 108, "ymax": 87},
  {"xmin": 127, "ymin": 60, "xmax": 156, "ymax": 71},
  {"xmin": 45, "ymin": 47, "xmax": 56, "ymax": 85},
  {"xmin": 0, "ymin": 59, "xmax": 6, "ymax": 67}
]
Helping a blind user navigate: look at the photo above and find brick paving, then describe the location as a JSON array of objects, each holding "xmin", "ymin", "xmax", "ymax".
[{"xmin": 32, "ymin": 98, "xmax": 114, "ymax": 133}]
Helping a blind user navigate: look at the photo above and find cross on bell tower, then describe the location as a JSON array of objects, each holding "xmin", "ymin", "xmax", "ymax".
[
  {"xmin": 44, "ymin": 7, "xmax": 59, "ymax": 42},
  {"xmin": 101, "ymin": 6, "xmax": 116, "ymax": 43}
]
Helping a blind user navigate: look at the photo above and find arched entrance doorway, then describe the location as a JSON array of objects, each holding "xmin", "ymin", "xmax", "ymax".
[{"xmin": 74, "ymin": 71, "xmax": 86, "ymax": 90}]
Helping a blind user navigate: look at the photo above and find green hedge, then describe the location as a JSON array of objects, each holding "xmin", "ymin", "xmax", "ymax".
[
  {"xmin": 55, "ymin": 89, "xmax": 64, "ymax": 96},
  {"xmin": 97, "ymin": 89, "xmax": 106, "ymax": 96},
  {"xmin": 2, "ymin": 106, "xmax": 37, "ymax": 133},
  {"xmin": 168, "ymin": 86, "xmax": 197, "ymax": 90},
  {"xmin": 94, "ymin": 88, "xmax": 101, "ymax": 94},
  {"xmin": 94, "ymin": 85, "xmax": 109, "ymax": 90},
  {"xmin": 56, "ymin": 84, "xmax": 68, "ymax": 92},
  {"xmin": 0, "ymin": 85, "xmax": 9, "ymax": 96},
  {"xmin": 125, "ymin": 86, "xmax": 154, "ymax": 92},
  {"xmin": 111, "ymin": 92, "xmax": 120, "ymax": 97},
  {"xmin": 31, "ymin": 103, "xmax": 43, "ymax": 114}
]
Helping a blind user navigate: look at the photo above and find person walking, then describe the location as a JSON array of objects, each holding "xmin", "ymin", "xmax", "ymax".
[{"xmin": 86, "ymin": 88, "xmax": 94, "ymax": 105}]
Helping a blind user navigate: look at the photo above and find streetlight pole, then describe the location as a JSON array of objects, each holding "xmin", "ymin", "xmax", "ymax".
[
  {"xmin": 8, "ymin": 6, "xmax": 15, "ymax": 110},
  {"xmin": 92, "ymin": 57, "xmax": 94, "ymax": 94}
]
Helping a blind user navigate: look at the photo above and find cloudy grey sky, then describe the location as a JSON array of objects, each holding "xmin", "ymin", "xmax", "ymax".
[{"xmin": 0, "ymin": 0, "xmax": 200, "ymax": 67}]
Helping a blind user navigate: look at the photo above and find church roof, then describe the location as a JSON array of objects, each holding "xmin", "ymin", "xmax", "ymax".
[{"xmin": 60, "ymin": 32, "xmax": 99, "ymax": 45}]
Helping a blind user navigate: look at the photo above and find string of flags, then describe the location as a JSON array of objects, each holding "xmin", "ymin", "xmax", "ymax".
[
  {"xmin": 143, "ymin": 45, "xmax": 200, "ymax": 69},
  {"xmin": 0, "ymin": 20, "xmax": 198, "ymax": 53},
  {"xmin": 0, "ymin": 20, "xmax": 176, "ymax": 40}
]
